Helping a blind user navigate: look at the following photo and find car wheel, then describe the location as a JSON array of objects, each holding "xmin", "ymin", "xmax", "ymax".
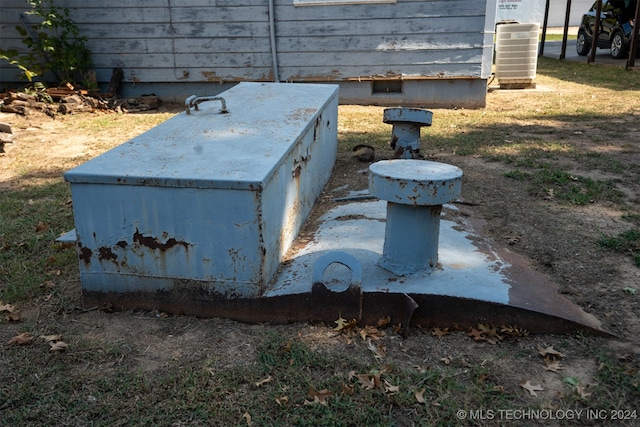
[
  {"xmin": 576, "ymin": 31, "xmax": 590, "ymax": 56},
  {"xmin": 610, "ymin": 31, "xmax": 628, "ymax": 59}
]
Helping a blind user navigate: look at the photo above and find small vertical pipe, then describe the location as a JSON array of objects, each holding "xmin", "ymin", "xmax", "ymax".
[{"xmin": 268, "ymin": 0, "xmax": 280, "ymax": 82}]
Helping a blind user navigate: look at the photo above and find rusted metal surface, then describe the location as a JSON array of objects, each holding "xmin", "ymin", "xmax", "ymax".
[
  {"xmin": 65, "ymin": 82, "xmax": 338, "ymax": 298},
  {"xmin": 81, "ymin": 287, "xmax": 611, "ymax": 337},
  {"xmin": 369, "ymin": 160, "xmax": 463, "ymax": 206},
  {"xmin": 383, "ymin": 108, "xmax": 432, "ymax": 159},
  {"xmin": 369, "ymin": 160, "xmax": 463, "ymax": 275}
]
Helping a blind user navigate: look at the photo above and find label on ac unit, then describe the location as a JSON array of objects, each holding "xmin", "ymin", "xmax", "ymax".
[{"xmin": 511, "ymin": 32, "xmax": 531, "ymax": 39}]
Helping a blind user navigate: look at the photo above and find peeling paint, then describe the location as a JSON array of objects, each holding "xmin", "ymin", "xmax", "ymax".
[{"xmin": 133, "ymin": 229, "xmax": 190, "ymax": 251}]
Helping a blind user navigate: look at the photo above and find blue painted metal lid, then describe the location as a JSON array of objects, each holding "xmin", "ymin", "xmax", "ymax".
[
  {"xmin": 369, "ymin": 159, "xmax": 463, "ymax": 206},
  {"xmin": 64, "ymin": 82, "xmax": 338, "ymax": 190}
]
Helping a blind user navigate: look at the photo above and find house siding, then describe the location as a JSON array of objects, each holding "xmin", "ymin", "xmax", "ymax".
[{"xmin": 1, "ymin": 0, "xmax": 497, "ymax": 107}]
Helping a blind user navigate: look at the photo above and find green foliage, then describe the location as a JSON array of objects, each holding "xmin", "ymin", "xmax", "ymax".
[{"xmin": 0, "ymin": 0, "xmax": 92, "ymax": 85}]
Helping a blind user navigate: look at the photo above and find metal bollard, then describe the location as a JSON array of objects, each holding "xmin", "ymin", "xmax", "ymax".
[{"xmin": 369, "ymin": 159, "xmax": 463, "ymax": 275}]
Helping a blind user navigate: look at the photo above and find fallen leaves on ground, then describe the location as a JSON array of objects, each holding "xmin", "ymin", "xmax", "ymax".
[
  {"xmin": 334, "ymin": 316, "xmax": 357, "ymax": 331},
  {"xmin": 356, "ymin": 373, "xmax": 377, "ymax": 390},
  {"xmin": 8, "ymin": 332, "xmax": 33, "ymax": 346},
  {"xmin": 500, "ymin": 325, "xmax": 529, "ymax": 338},
  {"xmin": 520, "ymin": 380, "xmax": 544, "ymax": 397},
  {"xmin": 41, "ymin": 334, "xmax": 68, "ymax": 352},
  {"xmin": 242, "ymin": 412, "xmax": 252, "ymax": 426},
  {"xmin": 275, "ymin": 396, "xmax": 288, "ymax": 406},
  {"xmin": 562, "ymin": 376, "xmax": 593, "ymax": 400},
  {"xmin": 543, "ymin": 357, "xmax": 564, "ymax": 373},
  {"xmin": 467, "ymin": 327, "xmax": 485, "ymax": 341},
  {"xmin": 1, "ymin": 301, "xmax": 21, "ymax": 322},
  {"xmin": 414, "ymin": 388, "xmax": 426, "ymax": 404},
  {"xmin": 431, "ymin": 327, "xmax": 449, "ymax": 339},
  {"xmin": 0, "ymin": 301, "xmax": 15, "ymax": 312},
  {"xmin": 360, "ymin": 325, "xmax": 385, "ymax": 341},
  {"xmin": 5, "ymin": 311, "xmax": 21, "ymax": 322},
  {"xmin": 465, "ymin": 323, "xmax": 527, "ymax": 344},
  {"xmin": 254, "ymin": 376, "xmax": 272, "ymax": 387},
  {"xmin": 367, "ymin": 339, "xmax": 386, "ymax": 360},
  {"xmin": 49, "ymin": 341, "xmax": 68, "ymax": 352},
  {"xmin": 383, "ymin": 379, "xmax": 400, "ymax": 395},
  {"xmin": 376, "ymin": 316, "xmax": 391, "ymax": 328},
  {"xmin": 341, "ymin": 383, "xmax": 354, "ymax": 395},
  {"xmin": 576, "ymin": 384, "xmax": 592, "ymax": 399},
  {"xmin": 304, "ymin": 386, "xmax": 333, "ymax": 406},
  {"xmin": 538, "ymin": 345, "xmax": 566, "ymax": 359}
]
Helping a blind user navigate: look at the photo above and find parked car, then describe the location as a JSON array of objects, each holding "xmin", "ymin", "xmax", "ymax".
[{"xmin": 576, "ymin": 0, "xmax": 639, "ymax": 58}]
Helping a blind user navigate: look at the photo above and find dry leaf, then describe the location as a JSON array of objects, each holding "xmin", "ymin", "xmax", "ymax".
[
  {"xmin": 341, "ymin": 383, "xmax": 354, "ymax": 395},
  {"xmin": 255, "ymin": 376, "xmax": 273, "ymax": 387},
  {"xmin": 414, "ymin": 388, "xmax": 426, "ymax": 404},
  {"xmin": 360, "ymin": 325, "xmax": 384, "ymax": 341},
  {"xmin": 376, "ymin": 316, "xmax": 391, "ymax": 328},
  {"xmin": 8, "ymin": 332, "xmax": 33, "ymax": 346},
  {"xmin": 306, "ymin": 387, "xmax": 333, "ymax": 405},
  {"xmin": 275, "ymin": 396, "xmax": 289, "ymax": 406},
  {"xmin": 500, "ymin": 325, "xmax": 529, "ymax": 338},
  {"xmin": 478, "ymin": 323, "xmax": 502, "ymax": 340},
  {"xmin": 367, "ymin": 339, "xmax": 386, "ymax": 360},
  {"xmin": 35, "ymin": 222, "xmax": 48, "ymax": 232},
  {"xmin": 334, "ymin": 317, "xmax": 356, "ymax": 331},
  {"xmin": 538, "ymin": 345, "xmax": 566, "ymax": 359},
  {"xmin": 543, "ymin": 357, "xmax": 563, "ymax": 373},
  {"xmin": 243, "ymin": 411, "xmax": 252, "ymax": 426},
  {"xmin": 49, "ymin": 341, "xmax": 68, "ymax": 352},
  {"xmin": 383, "ymin": 379, "xmax": 400, "ymax": 395},
  {"xmin": 440, "ymin": 356, "xmax": 453, "ymax": 365},
  {"xmin": 431, "ymin": 327, "xmax": 449, "ymax": 339},
  {"xmin": 0, "ymin": 302, "xmax": 15, "ymax": 312},
  {"xmin": 467, "ymin": 328, "xmax": 485, "ymax": 341},
  {"xmin": 373, "ymin": 373, "xmax": 382, "ymax": 389},
  {"xmin": 5, "ymin": 312, "xmax": 21, "ymax": 322},
  {"xmin": 576, "ymin": 384, "xmax": 592, "ymax": 399},
  {"xmin": 357, "ymin": 374, "xmax": 376, "ymax": 390},
  {"xmin": 520, "ymin": 380, "xmax": 544, "ymax": 397}
]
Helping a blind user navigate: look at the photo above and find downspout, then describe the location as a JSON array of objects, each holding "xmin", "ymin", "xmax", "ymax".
[{"xmin": 268, "ymin": 0, "xmax": 281, "ymax": 82}]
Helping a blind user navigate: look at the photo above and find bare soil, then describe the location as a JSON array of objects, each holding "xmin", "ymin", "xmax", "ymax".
[{"xmin": 1, "ymin": 87, "xmax": 639, "ymax": 422}]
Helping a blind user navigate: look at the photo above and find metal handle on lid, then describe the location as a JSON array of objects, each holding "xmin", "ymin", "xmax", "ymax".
[{"xmin": 185, "ymin": 95, "xmax": 228, "ymax": 115}]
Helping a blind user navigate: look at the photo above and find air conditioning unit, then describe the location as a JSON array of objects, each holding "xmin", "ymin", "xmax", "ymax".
[{"xmin": 495, "ymin": 23, "xmax": 539, "ymax": 89}]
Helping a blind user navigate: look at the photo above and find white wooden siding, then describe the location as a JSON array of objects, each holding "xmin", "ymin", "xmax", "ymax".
[{"xmin": 1, "ymin": 0, "xmax": 494, "ymax": 102}]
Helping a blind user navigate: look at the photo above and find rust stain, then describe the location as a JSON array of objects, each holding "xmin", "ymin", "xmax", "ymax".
[
  {"xmin": 133, "ymin": 229, "xmax": 190, "ymax": 251},
  {"xmin": 98, "ymin": 247, "xmax": 117, "ymax": 262},
  {"xmin": 78, "ymin": 244, "xmax": 92, "ymax": 264}
]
